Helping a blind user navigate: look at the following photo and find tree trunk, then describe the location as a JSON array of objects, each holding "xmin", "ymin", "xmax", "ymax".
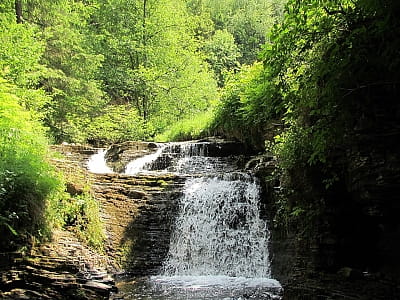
[
  {"xmin": 15, "ymin": 0, "xmax": 23, "ymax": 24},
  {"xmin": 142, "ymin": 0, "xmax": 148, "ymax": 64}
]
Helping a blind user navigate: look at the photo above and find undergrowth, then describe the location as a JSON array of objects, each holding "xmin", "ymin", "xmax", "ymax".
[
  {"xmin": 0, "ymin": 80, "xmax": 62, "ymax": 251},
  {"xmin": 48, "ymin": 159, "xmax": 106, "ymax": 251},
  {"xmin": 0, "ymin": 78, "xmax": 105, "ymax": 252}
]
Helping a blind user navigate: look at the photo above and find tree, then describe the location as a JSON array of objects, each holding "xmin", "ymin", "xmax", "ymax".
[
  {"xmin": 202, "ymin": 29, "xmax": 241, "ymax": 87},
  {"xmin": 15, "ymin": 0, "xmax": 23, "ymax": 23},
  {"xmin": 199, "ymin": 0, "xmax": 284, "ymax": 64},
  {"xmin": 27, "ymin": 1, "xmax": 106, "ymax": 142},
  {"xmin": 91, "ymin": 0, "xmax": 217, "ymax": 130}
]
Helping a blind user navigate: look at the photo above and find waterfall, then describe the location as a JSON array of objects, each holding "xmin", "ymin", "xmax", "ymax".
[
  {"xmin": 87, "ymin": 149, "xmax": 113, "ymax": 174},
  {"xmin": 146, "ymin": 142, "xmax": 281, "ymax": 298},
  {"xmin": 162, "ymin": 174, "xmax": 271, "ymax": 278},
  {"xmin": 89, "ymin": 141, "xmax": 282, "ymax": 298}
]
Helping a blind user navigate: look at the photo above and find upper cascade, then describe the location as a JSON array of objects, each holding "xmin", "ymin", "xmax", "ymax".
[
  {"xmin": 86, "ymin": 140, "xmax": 255, "ymax": 175},
  {"xmin": 87, "ymin": 149, "xmax": 114, "ymax": 174},
  {"xmin": 124, "ymin": 141, "xmax": 248, "ymax": 176}
]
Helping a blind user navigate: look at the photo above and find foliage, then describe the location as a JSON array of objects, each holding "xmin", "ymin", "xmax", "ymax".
[
  {"xmin": 0, "ymin": 17, "xmax": 50, "ymax": 112},
  {"xmin": 195, "ymin": 0, "xmax": 285, "ymax": 64},
  {"xmin": 48, "ymin": 189, "xmax": 105, "ymax": 251},
  {"xmin": 1, "ymin": 0, "xmax": 284, "ymax": 145},
  {"xmin": 215, "ymin": 0, "xmax": 400, "ymax": 172},
  {"xmin": 202, "ymin": 29, "xmax": 241, "ymax": 87},
  {"xmin": 38, "ymin": 2, "xmax": 106, "ymax": 143},
  {"xmin": 265, "ymin": 0, "xmax": 400, "ymax": 171},
  {"xmin": 155, "ymin": 110, "xmax": 215, "ymax": 142},
  {"xmin": 211, "ymin": 62, "xmax": 280, "ymax": 147},
  {"xmin": 0, "ymin": 19, "xmax": 44, "ymax": 87},
  {"xmin": 0, "ymin": 78, "xmax": 105, "ymax": 251},
  {"xmin": 91, "ymin": 0, "xmax": 218, "ymax": 133},
  {"xmin": 0, "ymin": 80, "xmax": 62, "ymax": 250},
  {"xmin": 86, "ymin": 105, "xmax": 151, "ymax": 144}
]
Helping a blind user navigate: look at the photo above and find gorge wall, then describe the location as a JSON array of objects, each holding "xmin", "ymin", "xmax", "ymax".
[{"xmin": 259, "ymin": 92, "xmax": 400, "ymax": 299}]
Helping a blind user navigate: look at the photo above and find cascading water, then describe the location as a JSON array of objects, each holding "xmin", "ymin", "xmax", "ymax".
[
  {"xmin": 125, "ymin": 144, "xmax": 167, "ymax": 174},
  {"xmin": 118, "ymin": 142, "xmax": 282, "ymax": 299},
  {"xmin": 87, "ymin": 141, "xmax": 282, "ymax": 299},
  {"xmin": 161, "ymin": 174, "xmax": 271, "ymax": 278},
  {"xmin": 87, "ymin": 149, "xmax": 113, "ymax": 174}
]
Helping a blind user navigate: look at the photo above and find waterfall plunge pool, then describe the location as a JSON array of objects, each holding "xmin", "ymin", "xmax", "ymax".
[{"xmin": 117, "ymin": 275, "xmax": 282, "ymax": 300}]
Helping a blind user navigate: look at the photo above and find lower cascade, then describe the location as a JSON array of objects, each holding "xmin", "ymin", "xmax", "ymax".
[
  {"xmin": 88, "ymin": 141, "xmax": 282, "ymax": 299},
  {"xmin": 162, "ymin": 175, "xmax": 270, "ymax": 277},
  {"xmin": 149, "ymin": 174, "xmax": 282, "ymax": 299}
]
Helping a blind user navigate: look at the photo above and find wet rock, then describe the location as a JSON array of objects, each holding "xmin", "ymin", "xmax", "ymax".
[
  {"xmin": 83, "ymin": 281, "xmax": 113, "ymax": 297},
  {"xmin": 196, "ymin": 138, "xmax": 257, "ymax": 156}
]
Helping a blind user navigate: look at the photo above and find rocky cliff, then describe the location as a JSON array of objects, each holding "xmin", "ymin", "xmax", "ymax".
[{"xmin": 261, "ymin": 87, "xmax": 400, "ymax": 299}]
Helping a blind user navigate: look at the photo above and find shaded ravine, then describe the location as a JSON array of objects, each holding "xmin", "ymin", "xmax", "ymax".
[{"xmin": 87, "ymin": 141, "xmax": 282, "ymax": 299}]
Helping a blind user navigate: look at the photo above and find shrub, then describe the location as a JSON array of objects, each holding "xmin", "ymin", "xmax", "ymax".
[{"xmin": 0, "ymin": 80, "xmax": 62, "ymax": 250}]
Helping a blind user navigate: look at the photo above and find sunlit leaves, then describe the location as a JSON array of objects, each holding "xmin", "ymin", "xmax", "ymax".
[
  {"xmin": 93, "ymin": 0, "xmax": 217, "ymax": 132},
  {"xmin": 202, "ymin": 29, "xmax": 241, "ymax": 87},
  {"xmin": 0, "ymin": 20, "xmax": 44, "ymax": 87},
  {"xmin": 0, "ymin": 80, "xmax": 62, "ymax": 248}
]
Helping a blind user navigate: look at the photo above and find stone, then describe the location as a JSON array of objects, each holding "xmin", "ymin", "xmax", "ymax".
[
  {"xmin": 66, "ymin": 182, "xmax": 84, "ymax": 196},
  {"xmin": 337, "ymin": 267, "xmax": 363, "ymax": 280},
  {"xmin": 83, "ymin": 281, "xmax": 113, "ymax": 296}
]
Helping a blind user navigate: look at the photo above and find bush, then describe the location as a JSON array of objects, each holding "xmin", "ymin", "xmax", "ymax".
[
  {"xmin": 46, "ymin": 161, "xmax": 105, "ymax": 250},
  {"xmin": 0, "ymin": 80, "xmax": 62, "ymax": 250}
]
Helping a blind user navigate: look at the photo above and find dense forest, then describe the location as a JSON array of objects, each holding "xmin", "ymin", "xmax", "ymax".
[{"xmin": 1, "ymin": 0, "xmax": 400, "ymax": 295}]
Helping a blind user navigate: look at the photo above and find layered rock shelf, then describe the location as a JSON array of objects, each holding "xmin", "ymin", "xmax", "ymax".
[
  {"xmin": 92, "ymin": 172, "xmax": 185, "ymax": 274},
  {"xmin": 0, "ymin": 230, "xmax": 115, "ymax": 299},
  {"xmin": 1, "ymin": 143, "xmax": 187, "ymax": 299}
]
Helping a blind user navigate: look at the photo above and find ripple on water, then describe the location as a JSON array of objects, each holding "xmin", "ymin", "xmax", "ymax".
[{"xmin": 117, "ymin": 275, "xmax": 283, "ymax": 300}]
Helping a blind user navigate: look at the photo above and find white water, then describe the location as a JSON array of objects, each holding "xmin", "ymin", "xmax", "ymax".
[
  {"xmin": 124, "ymin": 142, "xmax": 238, "ymax": 175},
  {"xmin": 148, "ymin": 275, "xmax": 282, "ymax": 299},
  {"xmin": 87, "ymin": 149, "xmax": 113, "ymax": 174},
  {"xmin": 125, "ymin": 145, "xmax": 167, "ymax": 175},
  {"xmin": 143, "ymin": 172, "xmax": 282, "ymax": 298},
  {"xmin": 162, "ymin": 175, "xmax": 271, "ymax": 277}
]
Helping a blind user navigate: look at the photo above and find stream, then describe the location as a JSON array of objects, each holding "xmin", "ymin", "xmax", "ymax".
[{"xmin": 87, "ymin": 141, "xmax": 282, "ymax": 300}]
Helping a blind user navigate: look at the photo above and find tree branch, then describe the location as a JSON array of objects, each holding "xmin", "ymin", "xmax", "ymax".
[
  {"xmin": 341, "ymin": 81, "xmax": 400, "ymax": 98},
  {"xmin": 323, "ymin": 6, "xmax": 347, "ymax": 16}
]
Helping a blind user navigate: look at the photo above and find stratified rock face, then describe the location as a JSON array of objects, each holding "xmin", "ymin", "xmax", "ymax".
[
  {"xmin": 51, "ymin": 143, "xmax": 186, "ymax": 275},
  {"xmin": 0, "ymin": 231, "xmax": 115, "ymax": 300},
  {"xmin": 92, "ymin": 173, "xmax": 185, "ymax": 275},
  {"xmin": 51, "ymin": 144, "xmax": 98, "ymax": 169}
]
